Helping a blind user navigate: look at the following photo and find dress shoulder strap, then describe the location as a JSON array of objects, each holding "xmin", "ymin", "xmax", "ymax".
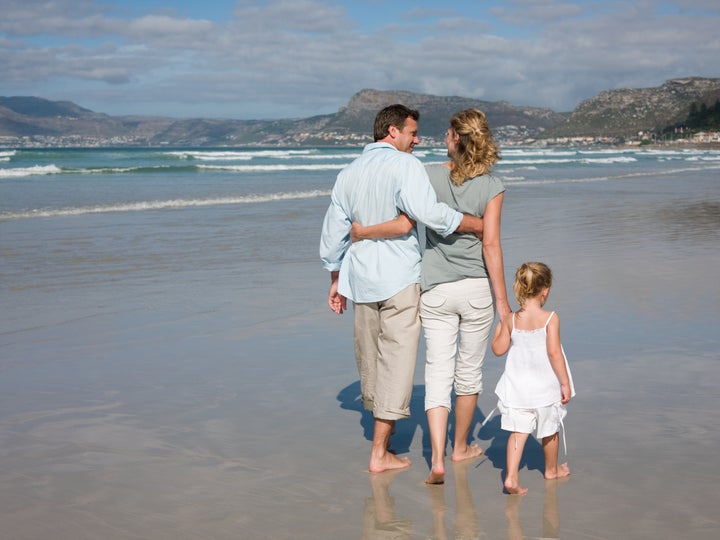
[
  {"xmin": 512, "ymin": 312, "xmax": 517, "ymax": 331},
  {"xmin": 544, "ymin": 311, "xmax": 556, "ymax": 329}
]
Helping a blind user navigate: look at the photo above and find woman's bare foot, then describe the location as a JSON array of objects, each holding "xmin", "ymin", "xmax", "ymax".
[
  {"xmin": 504, "ymin": 477, "xmax": 528, "ymax": 495},
  {"xmin": 451, "ymin": 443, "xmax": 483, "ymax": 462},
  {"xmin": 425, "ymin": 461, "xmax": 445, "ymax": 484},
  {"xmin": 369, "ymin": 451, "xmax": 411, "ymax": 473},
  {"xmin": 544, "ymin": 462, "xmax": 570, "ymax": 480}
]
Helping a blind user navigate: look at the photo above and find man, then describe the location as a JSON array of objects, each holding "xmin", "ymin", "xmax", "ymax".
[{"xmin": 319, "ymin": 104, "xmax": 483, "ymax": 473}]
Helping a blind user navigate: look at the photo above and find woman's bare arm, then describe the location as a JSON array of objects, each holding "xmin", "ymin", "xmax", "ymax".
[
  {"xmin": 481, "ymin": 193, "xmax": 512, "ymax": 322},
  {"xmin": 350, "ymin": 213, "xmax": 416, "ymax": 242}
]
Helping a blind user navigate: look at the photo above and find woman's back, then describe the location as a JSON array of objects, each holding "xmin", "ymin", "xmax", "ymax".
[{"xmin": 420, "ymin": 163, "xmax": 505, "ymax": 291}]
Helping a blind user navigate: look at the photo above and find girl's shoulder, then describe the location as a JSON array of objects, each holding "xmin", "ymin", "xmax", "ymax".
[
  {"xmin": 544, "ymin": 310, "xmax": 561, "ymax": 333},
  {"xmin": 514, "ymin": 308, "xmax": 558, "ymax": 331}
]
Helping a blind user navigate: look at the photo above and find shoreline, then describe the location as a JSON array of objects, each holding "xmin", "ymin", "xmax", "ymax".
[{"xmin": 2, "ymin": 141, "xmax": 720, "ymax": 151}]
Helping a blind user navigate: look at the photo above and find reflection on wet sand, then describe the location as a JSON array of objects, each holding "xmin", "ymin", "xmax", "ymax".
[
  {"xmin": 427, "ymin": 458, "xmax": 484, "ymax": 540},
  {"xmin": 361, "ymin": 469, "xmax": 413, "ymax": 539},
  {"xmin": 504, "ymin": 478, "xmax": 566, "ymax": 540}
]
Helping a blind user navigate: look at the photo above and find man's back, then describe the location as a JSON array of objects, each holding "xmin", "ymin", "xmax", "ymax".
[{"xmin": 320, "ymin": 142, "xmax": 460, "ymax": 303}]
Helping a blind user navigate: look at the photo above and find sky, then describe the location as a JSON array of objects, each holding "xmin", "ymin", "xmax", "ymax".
[{"xmin": 2, "ymin": 0, "xmax": 720, "ymax": 120}]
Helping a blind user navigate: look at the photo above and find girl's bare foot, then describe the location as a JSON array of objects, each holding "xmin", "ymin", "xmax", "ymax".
[
  {"xmin": 425, "ymin": 462, "xmax": 445, "ymax": 484},
  {"xmin": 504, "ymin": 477, "xmax": 528, "ymax": 495},
  {"xmin": 451, "ymin": 443, "xmax": 483, "ymax": 462},
  {"xmin": 369, "ymin": 452, "xmax": 411, "ymax": 473},
  {"xmin": 545, "ymin": 462, "xmax": 570, "ymax": 480}
]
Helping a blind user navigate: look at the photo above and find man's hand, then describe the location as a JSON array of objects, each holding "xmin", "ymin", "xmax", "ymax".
[{"xmin": 328, "ymin": 272, "xmax": 347, "ymax": 314}]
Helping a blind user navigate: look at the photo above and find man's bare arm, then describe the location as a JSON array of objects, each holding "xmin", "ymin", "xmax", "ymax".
[{"xmin": 455, "ymin": 214, "xmax": 484, "ymax": 240}]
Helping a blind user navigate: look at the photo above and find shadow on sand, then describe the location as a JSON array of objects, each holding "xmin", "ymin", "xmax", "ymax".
[
  {"xmin": 337, "ymin": 380, "xmax": 547, "ymax": 476},
  {"xmin": 339, "ymin": 381, "xmax": 565, "ymax": 537}
]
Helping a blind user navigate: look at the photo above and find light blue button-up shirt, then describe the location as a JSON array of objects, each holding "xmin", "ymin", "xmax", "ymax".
[{"xmin": 319, "ymin": 142, "xmax": 463, "ymax": 303}]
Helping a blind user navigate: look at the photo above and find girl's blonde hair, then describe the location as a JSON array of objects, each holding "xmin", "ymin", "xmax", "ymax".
[
  {"xmin": 448, "ymin": 109, "xmax": 500, "ymax": 186},
  {"xmin": 513, "ymin": 262, "xmax": 553, "ymax": 306}
]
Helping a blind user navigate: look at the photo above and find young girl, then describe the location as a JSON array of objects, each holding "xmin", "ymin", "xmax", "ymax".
[{"xmin": 491, "ymin": 262, "xmax": 575, "ymax": 495}]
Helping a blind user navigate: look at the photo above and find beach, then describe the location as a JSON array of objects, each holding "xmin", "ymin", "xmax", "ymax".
[{"xmin": 1, "ymin": 146, "xmax": 719, "ymax": 538}]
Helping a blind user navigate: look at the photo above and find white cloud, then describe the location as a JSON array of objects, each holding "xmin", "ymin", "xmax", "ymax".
[{"xmin": 0, "ymin": 0, "xmax": 718, "ymax": 118}]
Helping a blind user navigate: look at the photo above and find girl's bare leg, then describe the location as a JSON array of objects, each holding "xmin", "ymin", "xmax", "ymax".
[
  {"xmin": 425, "ymin": 407, "xmax": 449, "ymax": 484},
  {"xmin": 451, "ymin": 394, "xmax": 483, "ymax": 461},
  {"xmin": 504, "ymin": 432, "xmax": 529, "ymax": 494},
  {"xmin": 542, "ymin": 432, "xmax": 570, "ymax": 479}
]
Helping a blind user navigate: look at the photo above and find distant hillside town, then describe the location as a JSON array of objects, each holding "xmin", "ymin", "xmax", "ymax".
[{"xmin": 1, "ymin": 77, "xmax": 719, "ymax": 148}]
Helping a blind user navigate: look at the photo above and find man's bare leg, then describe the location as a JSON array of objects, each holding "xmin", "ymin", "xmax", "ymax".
[
  {"xmin": 451, "ymin": 394, "xmax": 483, "ymax": 462},
  {"xmin": 369, "ymin": 419, "xmax": 411, "ymax": 473},
  {"xmin": 425, "ymin": 406, "xmax": 449, "ymax": 484}
]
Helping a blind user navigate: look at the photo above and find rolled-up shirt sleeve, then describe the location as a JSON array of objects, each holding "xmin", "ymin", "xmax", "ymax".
[
  {"xmin": 396, "ymin": 159, "xmax": 462, "ymax": 237},
  {"xmin": 319, "ymin": 195, "xmax": 351, "ymax": 272}
]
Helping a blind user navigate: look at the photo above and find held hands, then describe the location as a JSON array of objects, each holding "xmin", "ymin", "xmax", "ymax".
[{"xmin": 497, "ymin": 302, "xmax": 512, "ymax": 323}]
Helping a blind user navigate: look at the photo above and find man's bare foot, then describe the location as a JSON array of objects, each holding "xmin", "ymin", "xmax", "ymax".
[
  {"xmin": 545, "ymin": 462, "xmax": 570, "ymax": 480},
  {"xmin": 425, "ymin": 462, "xmax": 445, "ymax": 484},
  {"xmin": 369, "ymin": 452, "xmax": 411, "ymax": 473},
  {"xmin": 451, "ymin": 443, "xmax": 483, "ymax": 462},
  {"xmin": 504, "ymin": 478, "xmax": 528, "ymax": 495}
]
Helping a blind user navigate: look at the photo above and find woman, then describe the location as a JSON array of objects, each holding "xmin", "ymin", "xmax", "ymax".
[{"xmin": 351, "ymin": 109, "xmax": 511, "ymax": 484}]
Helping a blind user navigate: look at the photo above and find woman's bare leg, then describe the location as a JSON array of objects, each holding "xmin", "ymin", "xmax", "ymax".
[
  {"xmin": 451, "ymin": 394, "xmax": 483, "ymax": 461},
  {"xmin": 425, "ymin": 407, "xmax": 449, "ymax": 484}
]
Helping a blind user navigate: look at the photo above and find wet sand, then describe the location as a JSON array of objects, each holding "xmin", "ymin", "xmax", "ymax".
[
  {"xmin": 1, "ymin": 260, "xmax": 718, "ymax": 539},
  {"xmin": 1, "ymin": 175, "xmax": 719, "ymax": 538}
]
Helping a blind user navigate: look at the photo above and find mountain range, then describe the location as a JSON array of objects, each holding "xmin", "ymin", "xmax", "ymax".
[{"xmin": 2, "ymin": 77, "xmax": 719, "ymax": 147}]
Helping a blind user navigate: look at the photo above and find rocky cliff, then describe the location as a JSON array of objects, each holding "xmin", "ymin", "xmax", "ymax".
[
  {"xmin": 322, "ymin": 89, "xmax": 566, "ymax": 140},
  {"xmin": 548, "ymin": 77, "xmax": 720, "ymax": 137}
]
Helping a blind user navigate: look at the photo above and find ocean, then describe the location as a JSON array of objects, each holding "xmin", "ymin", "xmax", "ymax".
[{"xmin": 1, "ymin": 144, "xmax": 720, "ymax": 539}]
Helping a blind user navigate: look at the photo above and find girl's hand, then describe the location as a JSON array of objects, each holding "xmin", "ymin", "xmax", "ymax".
[{"xmin": 560, "ymin": 383, "xmax": 572, "ymax": 404}]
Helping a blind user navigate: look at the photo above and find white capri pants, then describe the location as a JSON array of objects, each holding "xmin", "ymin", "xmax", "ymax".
[{"xmin": 420, "ymin": 277, "xmax": 495, "ymax": 411}]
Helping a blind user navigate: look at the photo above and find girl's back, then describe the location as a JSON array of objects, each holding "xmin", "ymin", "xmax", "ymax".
[
  {"xmin": 495, "ymin": 310, "xmax": 561, "ymax": 408},
  {"xmin": 512, "ymin": 308, "xmax": 552, "ymax": 332}
]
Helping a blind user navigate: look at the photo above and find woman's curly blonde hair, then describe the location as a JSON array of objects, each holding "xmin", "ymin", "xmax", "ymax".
[{"xmin": 448, "ymin": 109, "xmax": 500, "ymax": 186}]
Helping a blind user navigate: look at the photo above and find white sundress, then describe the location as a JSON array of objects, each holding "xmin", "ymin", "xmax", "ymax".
[{"xmin": 484, "ymin": 312, "xmax": 576, "ymax": 453}]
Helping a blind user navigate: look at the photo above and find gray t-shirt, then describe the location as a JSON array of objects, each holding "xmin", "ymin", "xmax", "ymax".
[{"xmin": 420, "ymin": 163, "xmax": 505, "ymax": 291}]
